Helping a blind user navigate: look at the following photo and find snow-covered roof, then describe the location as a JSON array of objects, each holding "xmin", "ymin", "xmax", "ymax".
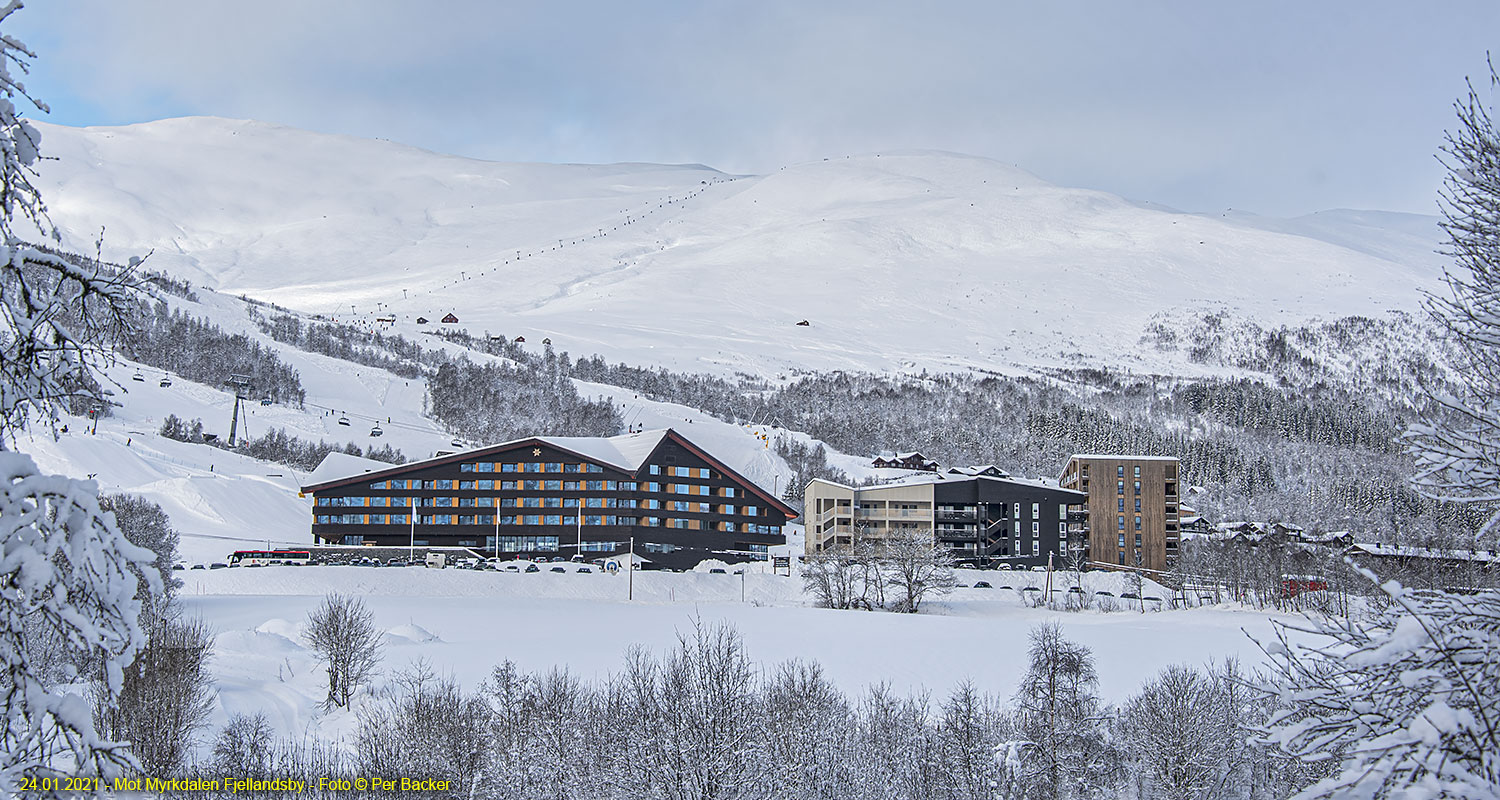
[
  {"xmin": 1348, "ymin": 543, "xmax": 1499, "ymax": 563},
  {"xmin": 819, "ymin": 472, "xmax": 1084, "ymax": 497},
  {"xmin": 305, "ymin": 451, "xmax": 395, "ymax": 486},
  {"xmin": 1067, "ymin": 454, "xmax": 1179, "ymax": 462},
  {"xmin": 534, "ymin": 429, "xmax": 672, "ymax": 472}
]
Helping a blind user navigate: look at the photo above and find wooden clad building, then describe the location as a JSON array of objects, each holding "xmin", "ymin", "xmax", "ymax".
[
  {"xmin": 301, "ymin": 428, "xmax": 793, "ymax": 570},
  {"xmin": 1058, "ymin": 455, "xmax": 1181, "ymax": 573}
]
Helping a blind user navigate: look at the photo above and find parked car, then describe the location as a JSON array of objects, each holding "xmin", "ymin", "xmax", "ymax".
[
  {"xmin": 973, "ymin": 581, "xmax": 992, "ymax": 589},
  {"xmin": 524, "ymin": 564, "xmax": 540, "ymax": 573},
  {"xmin": 209, "ymin": 562, "xmax": 228, "ymax": 570},
  {"xmin": 502, "ymin": 564, "xmax": 520, "ymax": 573},
  {"xmin": 577, "ymin": 566, "xmax": 594, "ymax": 574},
  {"xmin": 708, "ymin": 568, "xmax": 727, "ymax": 574},
  {"xmin": 172, "ymin": 564, "xmax": 185, "ymax": 571},
  {"xmin": 190, "ymin": 564, "xmax": 206, "ymax": 570},
  {"xmin": 550, "ymin": 566, "xmax": 567, "ymax": 573}
]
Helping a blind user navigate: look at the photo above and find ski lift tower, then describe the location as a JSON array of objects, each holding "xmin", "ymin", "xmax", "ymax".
[{"xmin": 225, "ymin": 373, "xmax": 253, "ymax": 446}]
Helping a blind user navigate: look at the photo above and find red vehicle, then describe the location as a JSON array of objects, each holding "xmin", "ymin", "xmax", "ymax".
[{"xmin": 1281, "ymin": 574, "xmax": 1328, "ymax": 598}]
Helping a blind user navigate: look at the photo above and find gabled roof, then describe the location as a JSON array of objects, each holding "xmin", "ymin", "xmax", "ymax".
[{"xmin": 300, "ymin": 428, "xmax": 796, "ymax": 517}]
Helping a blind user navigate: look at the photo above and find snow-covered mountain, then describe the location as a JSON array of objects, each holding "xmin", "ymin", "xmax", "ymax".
[{"xmin": 31, "ymin": 116, "xmax": 1446, "ymax": 378}]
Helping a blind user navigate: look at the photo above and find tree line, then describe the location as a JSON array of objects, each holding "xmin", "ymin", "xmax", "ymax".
[{"xmin": 159, "ymin": 414, "xmax": 406, "ymax": 471}]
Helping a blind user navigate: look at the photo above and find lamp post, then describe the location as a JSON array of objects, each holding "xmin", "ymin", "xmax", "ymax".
[{"xmin": 409, "ymin": 497, "xmax": 416, "ymax": 565}]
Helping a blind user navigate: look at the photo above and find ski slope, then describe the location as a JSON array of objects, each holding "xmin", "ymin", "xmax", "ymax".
[{"xmin": 31, "ymin": 116, "xmax": 1447, "ymax": 378}]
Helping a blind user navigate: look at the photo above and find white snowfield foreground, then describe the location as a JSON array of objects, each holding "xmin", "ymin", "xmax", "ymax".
[{"xmin": 179, "ymin": 563, "xmax": 1296, "ymax": 759}]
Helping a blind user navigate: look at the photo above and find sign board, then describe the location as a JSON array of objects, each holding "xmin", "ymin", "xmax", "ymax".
[{"xmin": 604, "ymin": 560, "xmax": 621, "ymax": 574}]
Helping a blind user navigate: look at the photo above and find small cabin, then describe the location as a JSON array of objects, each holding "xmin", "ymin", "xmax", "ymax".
[
  {"xmin": 514, "ymin": 336, "xmax": 526, "ymax": 343},
  {"xmin": 415, "ymin": 317, "xmax": 429, "ymax": 325},
  {"xmin": 542, "ymin": 337, "xmax": 552, "ymax": 346},
  {"xmin": 796, "ymin": 319, "xmax": 810, "ymax": 326},
  {"xmin": 442, "ymin": 313, "xmax": 459, "ymax": 324}
]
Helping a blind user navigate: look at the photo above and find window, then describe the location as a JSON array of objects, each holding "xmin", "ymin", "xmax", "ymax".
[
  {"xmin": 721, "ymin": 521, "xmax": 737, "ymax": 532},
  {"xmin": 477, "ymin": 498, "xmax": 494, "ymax": 507},
  {"xmin": 721, "ymin": 487, "xmax": 736, "ymax": 498},
  {"xmin": 544, "ymin": 497, "xmax": 561, "ymax": 508},
  {"xmin": 586, "ymin": 464, "xmax": 604, "ymax": 473},
  {"xmin": 459, "ymin": 480, "xmax": 475, "ymax": 490},
  {"xmin": 369, "ymin": 481, "xmax": 387, "ymax": 490},
  {"xmin": 564, "ymin": 498, "xmax": 579, "ymax": 508},
  {"xmin": 343, "ymin": 535, "xmax": 364, "ymax": 545},
  {"xmin": 1117, "ymin": 465, "xmax": 1125, "ymax": 477},
  {"xmin": 522, "ymin": 498, "xmax": 542, "ymax": 508},
  {"xmin": 523, "ymin": 515, "xmax": 542, "ymax": 525},
  {"xmin": 498, "ymin": 535, "xmax": 559, "ymax": 552},
  {"xmin": 1118, "ymin": 534, "xmax": 1126, "ymax": 547},
  {"xmin": 1135, "ymin": 534, "xmax": 1142, "ymax": 547},
  {"xmin": 477, "ymin": 462, "xmax": 494, "ymax": 473},
  {"xmin": 564, "ymin": 480, "xmax": 580, "ymax": 491},
  {"xmin": 1134, "ymin": 466, "xmax": 1141, "ymax": 477},
  {"xmin": 1134, "ymin": 481, "xmax": 1141, "ymax": 495},
  {"xmin": 1013, "ymin": 503, "xmax": 1020, "ymax": 517},
  {"xmin": 565, "ymin": 463, "xmax": 583, "ymax": 473},
  {"xmin": 544, "ymin": 515, "xmax": 562, "ymax": 525},
  {"xmin": 523, "ymin": 480, "xmax": 541, "ymax": 491},
  {"xmin": 620, "ymin": 482, "xmax": 637, "ymax": 491},
  {"xmin": 580, "ymin": 541, "xmax": 613, "ymax": 551},
  {"xmin": 585, "ymin": 515, "xmax": 604, "ymax": 525},
  {"xmin": 1118, "ymin": 551, "xmax": 1126, "ymax": 565},
  {"xmin": 1117, "ymin": 498, "xmax": 1125, "ymax": 512},
  {"xmin": 460, "ymin": 463, "xmax": 474, "ymax": 473},
  {"xmin": 1117, "ymin": 480, "xmax": 1125, "ymax": 494},
  {"xmin": 1134, "ymin": 515, "xmax": 1142, "ymax": 530},
  {"xmin": 477, "ymin": 480, "xmax": 493, "ymax": 491},
  {"xmin": 545, "ymin": 463, "xmax": 562, "ymax": 473},
  {"xmin": 646, "ymin": 482, "xmax": 662, "ymax": 493},
  {"xmin": 1135, "ymin": 498, "xmax": 1141, "ymax": 512},
  {"xmin": 501, "ymin": 463, "xmax": 517, "ymax": 472},
  {"xmin": 1059, "ymin": 522, "xmax": 1067, "ymax": 534},
  {"xmin": 459, "ymin": 498, "xmax": 475, "ymax": 507},
  {"xmin": 1032, "ymin": 540, "xmax": 1040, "ymax": 556},
  {"xmin": 745, "ymin": 506, "xmax": 759, "ymax": 517},
  {"xmin": 544, "ymin": 480, "xmax": 562, "ymax": 491},
  {"xmin": 1031, "ymin": 521, "xmax": 1039, "ymax": 534},
  {"xmin": 1118, "ymin": 516, "xmax": 1125, "ymax": 530},
  {"xmin": 502, "ymin": 480, "xmax": 518, "ymax": 490},
  {"xmin": 1013, "ymin": 521, "xmax": 1020, "ymax": 535},
  {"xmin": 1059, "ymin": 505, "xmax": 1067, "ymax": 520},
  {"xmin": 1031, "ymin": 502, "xmax": 1039, "ymax": 517},
  {"xmin": 721, "ymin": 504, "xmax": 736, "ymax": 515},
  {"xmin": 524, "ymin": 463, "xmax": 543, "ymax": 473},
  {"xmin": 649, "ymin": 465, "xmax": 662, "ymax": 475},
  {"xmin": 502, "ymin": 498, "xmax": 517, "ymax": 507}
]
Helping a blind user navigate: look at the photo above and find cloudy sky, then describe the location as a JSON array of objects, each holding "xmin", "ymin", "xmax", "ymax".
[{"xmin": 13, "ymin": 1, "xmax": 1497, "ymax": 216}]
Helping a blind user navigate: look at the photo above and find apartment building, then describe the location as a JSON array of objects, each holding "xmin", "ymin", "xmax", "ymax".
[
  {"xmin": 804, "ymin": 471, "xmax": 1087, "ymax": 568},
  {"xmin": 1057, "ymin": 455, "xmax": 1181, "ymax": 573}
]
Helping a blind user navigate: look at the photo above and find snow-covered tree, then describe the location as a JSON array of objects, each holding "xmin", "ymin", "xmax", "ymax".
[
  {"xmin": 1260, "ymin": 570, "xmax": 1499, "ymax": 799},
  {"xmin": 1010, "ymin": 622, "xmax": 1113, "ymax": 800},
  {"xmin": 1408, "ymin": 58, "xmax": 1500, "ymax": 537},
  {"xmin": 303, "ymin": 593, "xmax": 383, "ymax": 709},
  {"xmin": 0, "ymin": 7, "xmax": 135, "ymax": 442},
  {"xmin": 883, "ymin": 525, "xmax": 957, "ymax": 613},
  {"xmin": 0, "ymin": 4, "xmax": 160, "ymax": 794},
  {"xmin": 1, "ymin": 461, "xmax": 157, "ymax": 794}
]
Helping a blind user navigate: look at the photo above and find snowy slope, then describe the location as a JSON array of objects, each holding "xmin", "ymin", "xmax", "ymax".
[
  {"xmin": 25, "ymin": 289, "xmax": 808, "ymax": 564},
  {"xmin": 31, "ymin": 117, "xmax": 1445, "ymax": 378}
]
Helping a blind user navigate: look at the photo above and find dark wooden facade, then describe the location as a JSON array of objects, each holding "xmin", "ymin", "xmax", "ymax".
[{"xmin": 301, "ymin": 429, "xmax": 793, "ymax": 570}]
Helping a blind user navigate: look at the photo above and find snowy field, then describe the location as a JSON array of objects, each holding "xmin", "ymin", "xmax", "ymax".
[{"xmin": 176, "ymin": 565, "xmax": 1302, "ymax": 755}]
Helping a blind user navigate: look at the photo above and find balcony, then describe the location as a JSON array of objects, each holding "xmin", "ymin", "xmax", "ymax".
[{"xmin": 936, "ymin": 509, "xmax": 978, "ymax": 521}]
